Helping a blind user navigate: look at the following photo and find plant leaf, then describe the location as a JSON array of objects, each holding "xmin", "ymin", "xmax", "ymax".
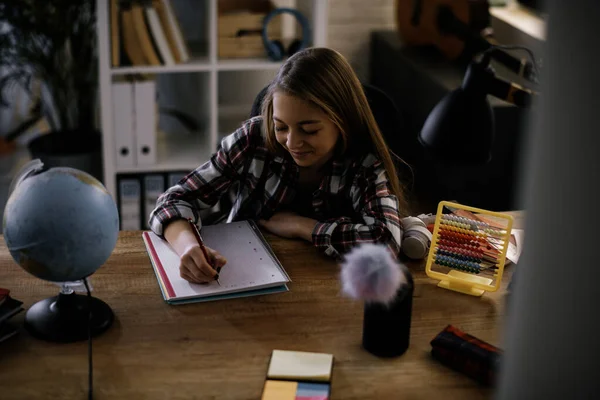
[
  {"xmin": 0, "ymin": 0, "xmax": 98, "ymax": 131},
  {"xmin": 0, "ymin": 70, "xmax": 32, "ymax": 107}
]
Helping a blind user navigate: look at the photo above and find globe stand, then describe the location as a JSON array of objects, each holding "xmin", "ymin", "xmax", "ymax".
[{"xmin": 24, "ymin": 285, "xmax": 114, "ymax": 343}]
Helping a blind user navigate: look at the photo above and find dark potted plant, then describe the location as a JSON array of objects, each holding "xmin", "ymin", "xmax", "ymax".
[{"xmin": 0, "ymin": 0, "xmax": 102, "ymax": 180}]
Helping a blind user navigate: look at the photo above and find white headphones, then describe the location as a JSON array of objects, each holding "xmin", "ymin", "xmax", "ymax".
[{"xmin": 401, "ymin": 214, "xmax": 435, "ymax": 260}]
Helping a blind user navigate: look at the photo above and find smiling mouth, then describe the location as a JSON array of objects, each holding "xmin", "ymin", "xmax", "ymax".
[{"xmin": 289, "ymin": 150, "xmax": 312, "ymax": 157}]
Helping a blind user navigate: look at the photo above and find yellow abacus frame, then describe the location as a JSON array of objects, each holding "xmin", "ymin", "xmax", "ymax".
[{"xmin": 425, "ymin": 201, "xmax": 514, "ymax": 296}]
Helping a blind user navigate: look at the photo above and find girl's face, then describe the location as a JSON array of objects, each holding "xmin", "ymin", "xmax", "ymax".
[{"xmin": 273, "ymin": 92, "xmax": 340, "ymax": 170}]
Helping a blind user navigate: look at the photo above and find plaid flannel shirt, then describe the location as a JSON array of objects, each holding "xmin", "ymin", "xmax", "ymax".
[{"xmin": 148, "ymin": 117, "xmax": 402, "ymax": 259}]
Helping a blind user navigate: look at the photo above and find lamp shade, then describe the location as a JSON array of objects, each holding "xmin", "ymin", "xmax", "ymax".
[{"xmin": 418, "ymin": 59, "xmax": 496, "ymax": 165}]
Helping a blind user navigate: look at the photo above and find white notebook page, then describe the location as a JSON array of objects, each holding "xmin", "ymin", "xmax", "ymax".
[{"xmin": 143, "ymin": 221, "xmax": 290, "ymax": 300}]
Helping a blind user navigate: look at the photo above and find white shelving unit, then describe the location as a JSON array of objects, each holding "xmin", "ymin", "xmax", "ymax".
[{"xmin": 96, "ymin": 0, "xmax": 329, "ymax": 200}]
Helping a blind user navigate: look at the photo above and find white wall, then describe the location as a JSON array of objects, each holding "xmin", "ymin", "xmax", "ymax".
[{"xmin": 327, "ymin": 0, "xmax": 396, "ymax": 82}]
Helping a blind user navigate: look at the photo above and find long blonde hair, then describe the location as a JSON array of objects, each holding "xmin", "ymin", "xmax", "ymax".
[{"xmin": 260, "ymin": 47, "xmax": 408, "ymax": 215}]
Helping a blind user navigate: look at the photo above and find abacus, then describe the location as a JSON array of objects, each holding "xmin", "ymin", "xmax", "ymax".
[{"xmin": 425, "ymin": 201, "xmax": 514, "ymax": 296}]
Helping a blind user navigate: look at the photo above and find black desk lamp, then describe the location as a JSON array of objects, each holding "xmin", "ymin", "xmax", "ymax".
[
  {"xmin": 418, "ymin": 49, "xmax": 537, "ymax": 165},
  {"xmin": 416, "ymin": 1, "xmax": 600, "ymax": 397}
]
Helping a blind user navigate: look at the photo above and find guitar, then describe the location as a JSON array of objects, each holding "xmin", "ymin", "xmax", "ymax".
[
  {"xmin": 395, "ymin": 0, "xmax": 491, "ymax": 60},
  {"xmin": 395, "ymin": 0, "xmax": 538, "ymax": 83}
]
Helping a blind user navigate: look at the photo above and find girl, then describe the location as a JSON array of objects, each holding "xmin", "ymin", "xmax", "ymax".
[{"xmin": 149, "ymin": 47, "xmax": 408, "ymax": 284}]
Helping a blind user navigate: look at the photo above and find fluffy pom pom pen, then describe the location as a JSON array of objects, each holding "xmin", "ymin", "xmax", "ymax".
[{"xmin": 340, "ymin": 243, "xmax": 413, "ymax": 357}]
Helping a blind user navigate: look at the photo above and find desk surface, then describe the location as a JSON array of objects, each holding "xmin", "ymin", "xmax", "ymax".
[{"xmin": 0, "ymin": 214, "xmax": 523, "ymax": 399}]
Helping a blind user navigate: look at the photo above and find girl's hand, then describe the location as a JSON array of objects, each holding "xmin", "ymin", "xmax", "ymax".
[
  {"xmin": 258, "ymin": 211, "xmax": 317, "ymax": 241},
  {"xmin": 179, "ymin": 244, "xmax": 227, "ymax": 284},
  {"xmin": 164, "ymin": 219, "xmax": 227, "ymax": 284}
]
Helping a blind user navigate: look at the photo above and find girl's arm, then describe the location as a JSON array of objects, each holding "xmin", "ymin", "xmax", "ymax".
[
  {"xmin": 148, "ymin": 118, "xmax": 259, "ymax": 238},
  {"xmin": 311, "ymin": 157, "xmax": 403, "ymax": 258}
]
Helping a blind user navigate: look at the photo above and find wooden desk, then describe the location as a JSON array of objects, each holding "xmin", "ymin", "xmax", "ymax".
[{"xmin": 0, "ymin": 219, "xmax": 521, "ymax": 399}]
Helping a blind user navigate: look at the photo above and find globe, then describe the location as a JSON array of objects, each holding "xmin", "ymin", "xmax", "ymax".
[
  {"xmin": 2, "ymin": 160, "xmax": 119, "ymax": 342},
  {"xmin": 3, "ymin": 164, "xmax": 119, "ymax": 282}
]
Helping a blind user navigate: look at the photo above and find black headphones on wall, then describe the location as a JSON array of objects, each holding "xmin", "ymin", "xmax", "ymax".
[{"xmin": 262, "ymin": 7, "xmax": 311, "ymax": 61}]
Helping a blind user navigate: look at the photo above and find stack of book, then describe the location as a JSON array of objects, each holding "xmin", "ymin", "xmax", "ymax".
[
  {"xmin": 111, "ymin": 0, "xmax": 190, "ymax": 67},
  {"xmin": 0, "ymin": 288, "xmax": 24, "ymax": 344}
]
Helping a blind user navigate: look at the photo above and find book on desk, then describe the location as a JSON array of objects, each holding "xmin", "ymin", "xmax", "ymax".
[
  {"xmin": 0, "ymin": 288, "xmax": 24, "ymax": 344},
  {"xmin": 142, "ymin": 220, "xmax": 291, "ymax": 304}
]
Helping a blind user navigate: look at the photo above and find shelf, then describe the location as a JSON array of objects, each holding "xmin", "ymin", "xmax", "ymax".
[
  {"xmin": 215, "ymin": 58, "xmax": 284, "ymax": 71},
  {"xmin": 111, "ymin": 55, "xmax": 212, "ymax": 75},
  {"xmin": 111, "ymin": 41, "xmax": 210, "ymax": 75},
  {"xmin": 116, "ymin": 130, "xmax": 212, "ymax": 174},
  {"xmin": 111, "ymin": 57, "xmax": 285, "ymax": 75},
  {"xmin": 490, "ymin": 2, "xmax": 546, "ymax": 41},
  {"xmin": 97, "ymin": 0, "xmax": 330, "ymax": 200}
]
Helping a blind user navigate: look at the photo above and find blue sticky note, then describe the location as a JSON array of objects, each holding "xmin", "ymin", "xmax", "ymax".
[{"xmin": 296, "ymin": 382, "xmax": 330, "ymax": 398}]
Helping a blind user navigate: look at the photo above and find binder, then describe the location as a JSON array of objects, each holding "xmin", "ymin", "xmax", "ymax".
[
  {"xmin": 118, "ymin": 176, "xmax": 142, "ymax": 230},
  {"xmin": 112, "ymin": 81, "xmax": 136, "ymax": 167},
  {"xmin": 116, "ymin": 171, "xmax": 192, "ymax": 232},
  {"xmin": 143, "ymin": 174, "xmax": 165, "ymax": 229},
  {"xmin": 167, "ymin": 171, "xmax": 186, "ymax": 187},
  {"xmin": 134, "ymin": 79, "xmax": 157, "ymax": 165}
]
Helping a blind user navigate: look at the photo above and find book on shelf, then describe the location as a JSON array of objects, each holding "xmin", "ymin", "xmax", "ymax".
[{"xmin": 111, "ymin": 0, "xmax": 190, "ymax": 68}]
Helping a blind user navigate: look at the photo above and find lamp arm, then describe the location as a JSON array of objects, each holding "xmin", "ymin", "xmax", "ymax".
[
  {"xmin": 461, "ymin": 54, "xmax": 536, "ymax": 109},
  {"xmin": 485, "ymin": 74, "xmax": 537, "ymax": 108},
  {"xmin": 436, "ymin": 5, "xmax": 539, "ymax": 84}
]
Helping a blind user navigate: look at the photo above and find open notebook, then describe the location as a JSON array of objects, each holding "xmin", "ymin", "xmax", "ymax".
[{"xmin": 142, "ymin": 220, "xmax": 291, "ymax": 304}]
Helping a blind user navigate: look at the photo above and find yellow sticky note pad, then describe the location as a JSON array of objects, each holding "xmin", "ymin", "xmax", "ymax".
[
  {"xmin": 267, "ymin": 350, "xmax": 334, "ymax": 382},
  {"xmin": 261, "ymin": 380, "xmax": 298, "ymax": 400}
]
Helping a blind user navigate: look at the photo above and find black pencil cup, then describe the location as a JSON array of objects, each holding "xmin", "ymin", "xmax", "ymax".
[{"xmin": 362, "ymin": 267, "xmax": 414, "ymax": 358}]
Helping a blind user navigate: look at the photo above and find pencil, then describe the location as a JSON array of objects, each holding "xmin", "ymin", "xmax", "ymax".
[{"xmin": 187, "ymin": 218, "xmax": 221, "ymax": 285}]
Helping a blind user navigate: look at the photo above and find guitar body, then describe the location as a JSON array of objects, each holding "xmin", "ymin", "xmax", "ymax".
[{"xmin": 396, "ymin": 0, "xmax": 490, "ymax": 60}]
